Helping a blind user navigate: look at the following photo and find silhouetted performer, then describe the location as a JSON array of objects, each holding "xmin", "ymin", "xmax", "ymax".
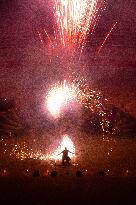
[{"xmin": 58, "ymin": 147, "xmax": 74, "ymax": 165}]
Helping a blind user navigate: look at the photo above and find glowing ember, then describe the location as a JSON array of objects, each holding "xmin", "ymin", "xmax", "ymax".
[{"xmin": 8, "ymin": 135, "xmax": 76, "ymax": 163}]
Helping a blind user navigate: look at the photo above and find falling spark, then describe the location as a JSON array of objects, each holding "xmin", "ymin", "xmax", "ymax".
[
  {"xmin": 97, "ymin": 21, "xmax": 118, "ymax": 53},
  {"xmin": 44, "ymin": 29, "xmax": 55, "ymax": 49},
  {"xmin": 38, "ymin": 31, "xmax": 44, "ymax": 45}
]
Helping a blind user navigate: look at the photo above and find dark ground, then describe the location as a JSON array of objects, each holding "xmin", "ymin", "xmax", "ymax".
[
  {"xmin": 0, "ymin": 136, "xmax": 136, "ymax": 205},
  {"xmin": 0, "ymin": 175, "xmax": 136, "ymax": 205}
]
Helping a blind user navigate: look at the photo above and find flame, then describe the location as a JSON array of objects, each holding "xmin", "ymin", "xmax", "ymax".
[{"xmin": 53, "ymin": 134, "xmax": 76, "ymax": 161}]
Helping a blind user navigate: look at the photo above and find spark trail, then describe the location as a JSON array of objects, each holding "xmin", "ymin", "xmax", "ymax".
[
  {"xmin": 38, "ymin": 1, "xmax": 118, "ymax": 57},
  {"xmin": 53, "ymin": 0, "xmax": 106, "ymax": 51},
  {"xmin": 97, "ymin": 21, "xmax": 118, "ymax": 53},
  {"xmin": 38, "ymin": 0, "xmax": 106, "ymax": 54}
]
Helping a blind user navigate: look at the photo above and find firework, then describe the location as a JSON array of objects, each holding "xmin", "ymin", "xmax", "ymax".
[
  {"xmin": 46, "ymin": 75, "xmax": 110, "ymax": 132},
  {"xmin": 46, "ymin": 80, "xmax": 77, "ymax": 118},
  {"xmin": 38, "ymin": 0, "xmax": 106, "ymax": 55},
  {"xmin": 53, "ymin": 0, "xmax": 106, "ymax": 50},
  {"xmin": 38, "ymin": 1, "xmax": 119, "ymax": 57}
]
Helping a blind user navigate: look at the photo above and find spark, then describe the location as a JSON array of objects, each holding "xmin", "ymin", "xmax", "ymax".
[
  {"xmin": 38, "ymin": 0, "xmax": 106, "ymax": 55},
  {"xmin": 46, "ymin": 75, "xmax": 110, "ymax": 132},
  {"xmin": 38, "ymin": 31, "xmax": 44, "ymax": 45},
  {"xmin": 44, "ymin": 29, "xmax": 55, "ymax": 49},
  {"xmin": 53, "ymin": 0, "xmax": 106, "ymax": 51},
  {"xmin": 38, "ymin": 1, "xmax": 118, "ymax": 57},
  {"xmin": 97, "ymin": 21, "xmax": 118, "ymax": 53},
  {"xmin": 7, "ymin": 134, "xmax": 76, "ymax": 163}
]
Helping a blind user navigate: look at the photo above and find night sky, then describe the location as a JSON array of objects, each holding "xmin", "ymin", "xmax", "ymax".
[{"xmin": 0, "ymin": 0, "xmax": 136, "ymax": 123}]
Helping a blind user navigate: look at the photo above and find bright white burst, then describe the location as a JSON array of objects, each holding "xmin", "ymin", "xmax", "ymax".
[
  {"xmin": 46, "ymin": 80, "xmax": 76, "ymax": 118},
  {"xmin": 46, "ymin": 76, "xmax": 110, "ymax": 132}
]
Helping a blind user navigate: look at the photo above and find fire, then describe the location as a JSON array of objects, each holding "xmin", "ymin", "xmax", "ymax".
[{"xmin": 53, "ymin": 134, "xmax": 76, "ymax": 161}]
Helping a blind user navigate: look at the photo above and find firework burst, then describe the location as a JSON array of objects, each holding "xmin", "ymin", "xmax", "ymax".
[
  {"xmin": 53, "ymin": 0, "xmax": 105, "ymax": 49},
  {"xmin": 38, "ymin": 0, "xmax": 106, "ymax": 56},
  {"xmin": 46, "ymin": 80, "xmax": 77, "ymax": 118},
  {"xmin": 46, "ymin": 75, "xmax": 110, "ymax": 132}
]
